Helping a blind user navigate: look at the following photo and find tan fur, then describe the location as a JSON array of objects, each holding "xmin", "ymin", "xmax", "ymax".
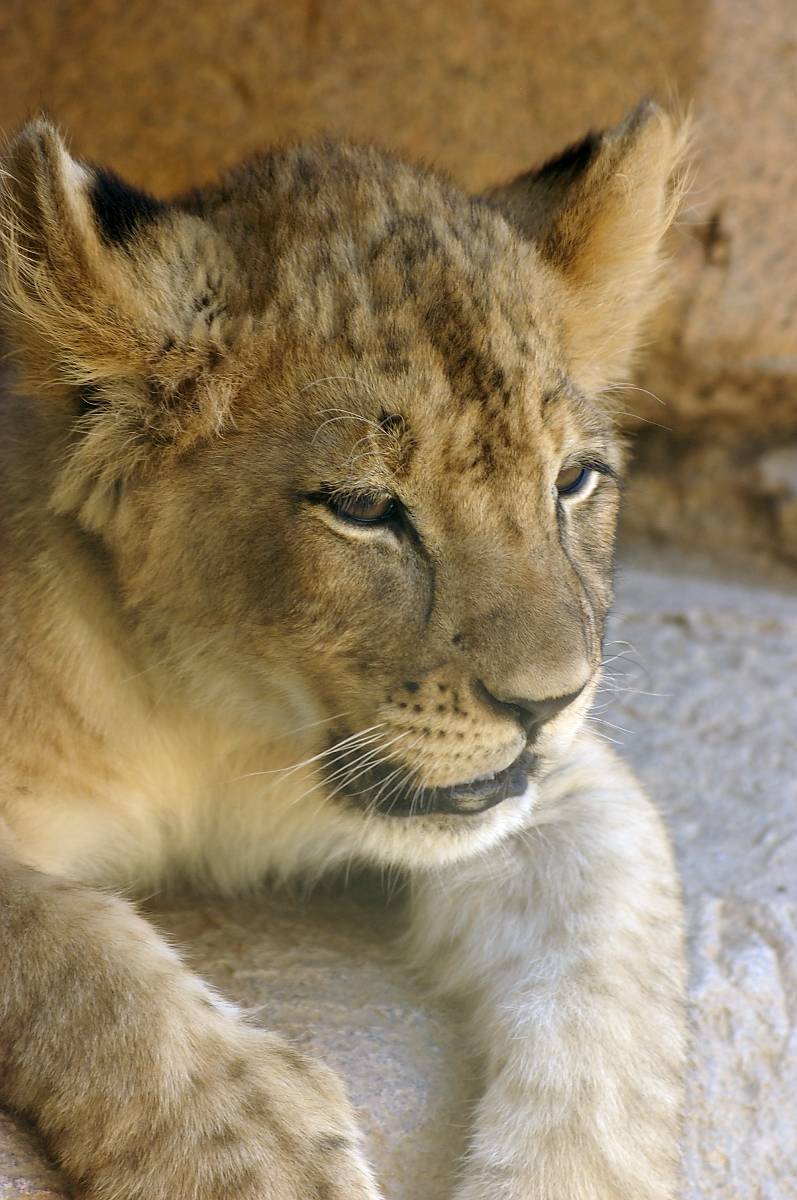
[{"xmin": 0, "ymin": 105, "xmax": 688, "ymax": 1198}]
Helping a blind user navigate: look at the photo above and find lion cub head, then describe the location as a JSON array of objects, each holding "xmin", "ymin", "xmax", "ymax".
[{"xmin": 0, "ymin": 106, "xmax": 686, "ymax": 859}]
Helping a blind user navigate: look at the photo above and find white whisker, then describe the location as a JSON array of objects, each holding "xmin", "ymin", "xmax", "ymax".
[{"xmin": 231, "ymin": 722, "xmax": 386, "ymax": 782}]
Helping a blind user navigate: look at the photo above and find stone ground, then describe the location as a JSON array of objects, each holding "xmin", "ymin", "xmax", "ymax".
[{"xmin": 2, "ymin": 545, "xmax": 796, "ymax": 1200}]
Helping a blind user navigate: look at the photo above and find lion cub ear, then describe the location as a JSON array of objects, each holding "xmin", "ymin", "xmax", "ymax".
[
  {"xmin": 484, "ymin": 101, "xmax": 689, "ymax": 392},
  {"xmin": 0, "ymin": 119, "xmax": 242, "ymax": 431}
]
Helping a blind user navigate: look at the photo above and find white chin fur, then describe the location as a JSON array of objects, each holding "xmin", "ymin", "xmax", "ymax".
[{"xmin": 341, "ymin": 782, "xmax": 539, "ymax": 871}]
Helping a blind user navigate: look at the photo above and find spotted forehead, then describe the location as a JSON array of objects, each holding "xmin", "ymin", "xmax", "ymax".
[
  {"xmin": 224, "ymin": 150, "xmax": 594, "ymax": 478},
  {"xmin": 322, "ymin": 216, "xmax": 567, "ymax": 459},
  {"xmin": 385, "ymin": 264, "xmax": 578, "ymax": 474},
  {"xmin": 295, "ymin": 339, "xmax": 576, "ymax": 503}
]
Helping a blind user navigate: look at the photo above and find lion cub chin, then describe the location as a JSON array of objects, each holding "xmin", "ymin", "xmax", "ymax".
[{"xmin": 0, "ymin": 103, "xmax": 688, "ymax": 1200}]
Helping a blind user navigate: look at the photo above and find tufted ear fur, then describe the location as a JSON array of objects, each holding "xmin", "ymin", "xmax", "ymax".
[
  {"xmin": 483, "ymin": 101, "xmax": 689, "ymax": 392},
  {"xmin": 0, "ymin": 120, "xmax": 248, "ymax": 525}
]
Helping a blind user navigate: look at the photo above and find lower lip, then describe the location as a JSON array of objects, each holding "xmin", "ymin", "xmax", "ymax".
[{"xmin": 374, "ymin": 752, "xmax": 535, "ymax": 818}]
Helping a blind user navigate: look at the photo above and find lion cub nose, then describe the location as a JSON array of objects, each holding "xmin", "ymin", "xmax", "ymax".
[{"xmin": 478, "ymin": 682, "xmax": 587, "ymax": 736}]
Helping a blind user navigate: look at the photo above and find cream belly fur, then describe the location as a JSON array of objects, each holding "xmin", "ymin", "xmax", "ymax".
[{"xmin": 0, "ymin": 102, "xmax": 688, "ymax": 1200}]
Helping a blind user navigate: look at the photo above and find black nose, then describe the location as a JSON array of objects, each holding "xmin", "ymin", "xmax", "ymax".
[
  {"xmin": 477, "ymin": 682, "xmax": 587, "ymax": 736},
  {"xmin": 514, "ymin": 688, "xmax": 585, "ymax": 733}
]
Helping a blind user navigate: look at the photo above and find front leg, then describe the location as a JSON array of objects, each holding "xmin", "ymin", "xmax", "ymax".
[
  {"xmin": 0, "ymin": 840, "xmax": 381, "ymax": 1200},
  {"xmin": 407, "ymin": 734, "xmax": 687, "ymax": 1200}
]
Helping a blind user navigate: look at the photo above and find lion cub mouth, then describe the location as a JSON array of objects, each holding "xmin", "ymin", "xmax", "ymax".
[{"xmin": 326, "ymin": 744, "xmax": 536, "ymax": 818}]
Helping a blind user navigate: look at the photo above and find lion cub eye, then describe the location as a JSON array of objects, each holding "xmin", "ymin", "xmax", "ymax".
[
  {"xmin": 555, "ymin": 464, "xmax": 593, "ymax": 497},
  {"xmin": 328, "ymin": 492, "xmax": 397, "ymax": 525}
]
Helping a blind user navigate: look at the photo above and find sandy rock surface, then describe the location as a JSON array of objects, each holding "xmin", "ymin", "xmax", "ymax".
[
  {"xmin": 2, "ymin": 550, "xmax": 796, "ymax": 1198},
  {"xmin": 611, "ymin": 551, "xmax": 797, "ymax": 1200}
]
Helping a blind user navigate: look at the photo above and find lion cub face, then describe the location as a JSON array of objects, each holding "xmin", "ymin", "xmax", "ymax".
[{"xmin": 0, "ymin": 108, "xmax": 685, "ymax": 838}]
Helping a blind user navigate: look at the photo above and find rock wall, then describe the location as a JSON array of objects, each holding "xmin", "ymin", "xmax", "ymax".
[{"xmin": 1, "ymin": 0, "xmax": 795, "ymax": 562}]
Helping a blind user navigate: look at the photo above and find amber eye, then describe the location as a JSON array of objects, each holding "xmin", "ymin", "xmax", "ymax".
[
  {"xmin": 328, "ymin": 492, "xmax": 398, "ymax": 525},
  {"xmin": 555, "ymin": 464, "xmax": 592, "ymax": 498}
]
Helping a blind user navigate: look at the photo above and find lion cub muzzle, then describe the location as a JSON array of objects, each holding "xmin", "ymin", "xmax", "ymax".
[{"xmin": 326, "ymin": 677, "xmax": 589, "ymax": 817}]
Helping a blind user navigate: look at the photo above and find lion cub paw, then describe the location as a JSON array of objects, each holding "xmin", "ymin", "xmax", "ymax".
[{"xmin": 83, "ymin": 1024, "xmax": 382, "ymax": 1200}]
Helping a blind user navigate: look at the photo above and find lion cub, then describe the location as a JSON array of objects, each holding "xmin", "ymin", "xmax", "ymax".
[{"xmin": 0, "ymin": 103, "xmax": 688, "ymax": 1199}]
